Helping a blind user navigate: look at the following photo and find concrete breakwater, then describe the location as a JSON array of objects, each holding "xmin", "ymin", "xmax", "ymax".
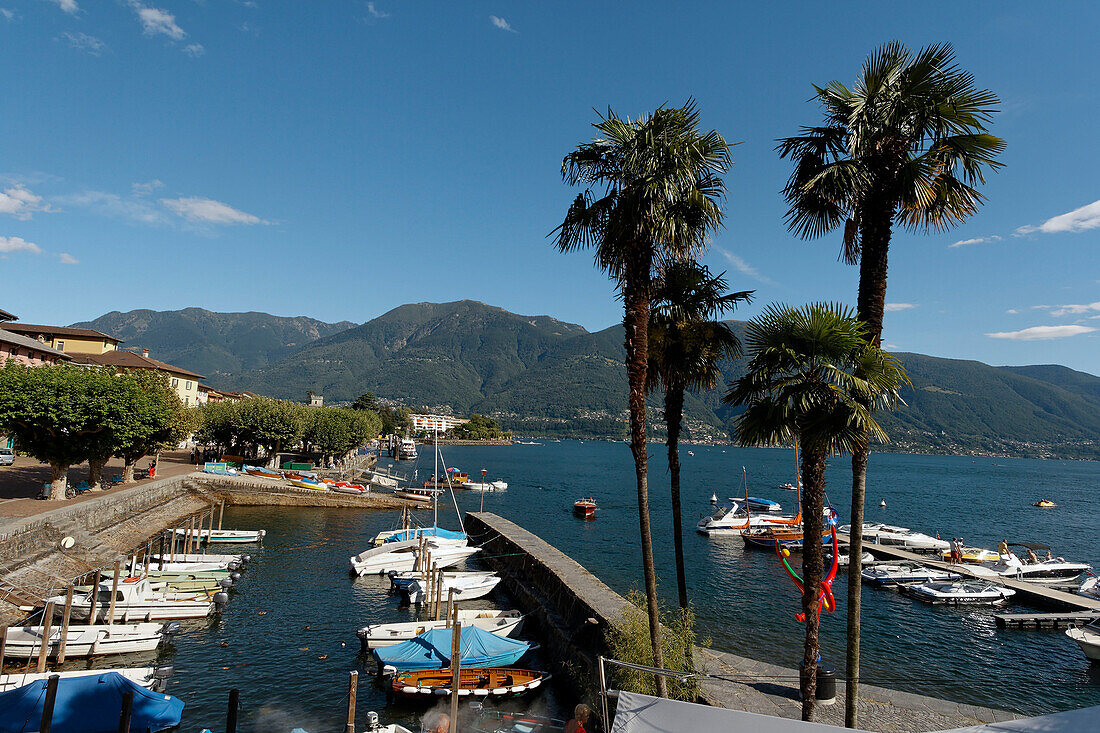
[
  {"xmin": 0, "ymin": 473, "xmax": 412, "ymax": 624},
  {"xmin": 465, "ymin": 512, "xmax": 1016, "ymax": 732}
]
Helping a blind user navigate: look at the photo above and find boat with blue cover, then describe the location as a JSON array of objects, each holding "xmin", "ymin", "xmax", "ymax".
[
  {"xmin": 374, "ymin": 526, "xmax": 468, "ymax": 546},
  {"xmin": 373, "ymin": 626, "xmax": 533, "ymax": 671},
  {"xmin": 745, "ymin": 496, "xmax": 782, "ymax": 512},
  {"xmin": 0, "ymin": 672, "xmax": 184, "ymax": 733}
]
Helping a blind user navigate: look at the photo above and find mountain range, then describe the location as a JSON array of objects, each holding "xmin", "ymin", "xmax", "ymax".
[{"xmin": 74, "ymin": 302, "xmax": 1100, "ymax": 459}]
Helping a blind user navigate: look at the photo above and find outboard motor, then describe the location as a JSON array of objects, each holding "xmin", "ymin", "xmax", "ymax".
[
  {"xmin": 220, "ymin": 578, "xmax": 234, "ymax": 589},
  {"xmin": 227, "ymin": 561, "xmax": 240, "ymax": 571},
  {"xmin": 230, "ymin": 571, "xmax": 242, "ymax": 582},
  {"xmin": 365, "ymin": 712, "xmax": 380, "ymax": 732},
  {"xmin": 213, "ymin": 591, "xmax": 230, "ymax": 607},
  {"xmin": 160, "ymin": 621, "xmax": 182, "ymax": 637},
  {"xmin": 152, "ymin": 665, "xmax": 174, "ymax": 693}
]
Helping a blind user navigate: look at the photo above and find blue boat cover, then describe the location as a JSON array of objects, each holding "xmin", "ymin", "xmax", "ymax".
[
  {"xmin": 373, "ymin": 626, "xmax": 530, "ymax": 670},
  {"xmin": 384, "ymin": 527, "xmax": 466, "ymax": 543},
  {"xmin": 0, "ymin": 672, "xmax": 184, "ymax": 733}
]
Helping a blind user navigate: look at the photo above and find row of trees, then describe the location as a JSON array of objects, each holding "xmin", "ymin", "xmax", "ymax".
[
  {"xmin": 196, "ymin": 397, "xmax": 381, "ymax": 467},
  {"xmin": 554, "ymin": 41, "xmax": 1001, "ymax": 723},
  {"xmin": 0, "ymin": 363, "xmax": 192, "ymax": 500},
  {"xmin": 448, "ymin": 414, "xmax": 509, "ymax": 440}
]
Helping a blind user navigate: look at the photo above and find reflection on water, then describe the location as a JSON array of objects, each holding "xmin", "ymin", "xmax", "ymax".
[{"xmin": 100, "ymin": 443, "xmax": 1099, "ymax": 726}]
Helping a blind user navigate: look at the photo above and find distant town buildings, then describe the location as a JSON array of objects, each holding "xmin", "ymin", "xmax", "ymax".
[{"xmin": 409, "ymin": 413, "xmax": 470, "ymax": 433}]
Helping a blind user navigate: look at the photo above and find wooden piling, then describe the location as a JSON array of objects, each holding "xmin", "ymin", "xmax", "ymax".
[
  {"xmin": 106, "ymin": 561, "xmax": 121, "ymax": 625},
  {"xmin": 435, "ymin": 567, "xmax": 444, "ymax": 621},
  {"xmin": 206, "ymin": 507, "xmax": 215, "ymax": 544},
  {"xmin": 158, "ymin": 533, "xmax": 166, "ymax": 571},
  {"xmin": 87, "ymin": 570, "xmax": 101, "ymax": 625},
  {"xmin": 117, "ymin": 690, "xmax": 134, "ymax": 733},
  {"xmin": 36, "ymin": 602, "xmax": 55, "ymax": 672},
  {"xmin": 40, "ymin": 674, "xmax": 60, "ymax": 733},
  {"xmin": 0, "ymin": 623, "xmax": 7, "ymax": 666},
  {"xmin": 446, "ymin": 588, "xmax": 455, "ymax": 628},
  {"xmin": 218, "ymin": 500, "xmax": 225, "ymax": 530},
  {"xmin": 449, "ymin": 620, "xmax": 462, "ymax": 732},
  {"xmin": 56, "ymin": 586, "xmax": 74, "ymax": 663},
  {"xmin": 345, "ymin": 671, "xmax": 358, "ymax": 733}
]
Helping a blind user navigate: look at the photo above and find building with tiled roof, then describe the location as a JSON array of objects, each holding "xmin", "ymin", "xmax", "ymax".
[
  {"xmin": 71, "ymin": 349, "xmax": 206, "ymax": 407},
  {"xmin": 0, "ymin": 328, "xmax": 73, "ymax": 367},
  {"xmin": 3, "ymin": 323, "xmax": 122, "ymax": 355}
]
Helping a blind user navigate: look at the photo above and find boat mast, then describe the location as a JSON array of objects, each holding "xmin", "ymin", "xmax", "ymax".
[{"xmin": 433, "ymin": 427, "xmax": 440, "ymax": 532}]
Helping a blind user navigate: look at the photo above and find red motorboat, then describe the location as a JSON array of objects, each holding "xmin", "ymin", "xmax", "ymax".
[{"xmin": 573, "ymin": 498, "xmax": 597, "ymax": 520}]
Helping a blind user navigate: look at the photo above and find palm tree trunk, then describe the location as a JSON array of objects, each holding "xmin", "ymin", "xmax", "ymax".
[
  {"xmin": 623, "ymin": 255, "xmax": 667, "ymax": 698},
  {"xmin": 800, "ymin": 442, "xmax": 828, "ymax": 721},
  {"xmin": 845, "ymin": 204, "xmax": 893, "ymax": 728},
  {"xmin": 665, "ymin": 381, "xmax": 693, "ymax": 667}
]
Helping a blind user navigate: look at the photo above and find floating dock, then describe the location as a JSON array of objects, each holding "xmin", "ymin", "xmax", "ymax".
[{"xmin": 993, "ymin": 611, "xmax": 1100, "ymax": 630}]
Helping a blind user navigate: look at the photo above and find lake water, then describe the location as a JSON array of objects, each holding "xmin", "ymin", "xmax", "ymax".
[{"xmin": 150, "ymin": 442, "xmax": 1100, "ymax": 728}]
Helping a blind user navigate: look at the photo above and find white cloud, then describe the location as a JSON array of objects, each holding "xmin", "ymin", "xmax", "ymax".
[
  {"xmin": 0, "ymin": 236, "xmax": 42, "ymax": 255},
  {"xmin": 1005, "ymin": 309, "xmax": 1018, "ymax": 314},
  {"xmin": 716, "ymin": 248, "xmax": 777, "ymax": 286},
  {"xmin": 1, "ymin": 8, "xmax": 15, "ymax": 21},
  {"xmin": 160, "ymin": 196, "xmax": 267, "ymax": 225},
  {"xmin": 130, "ymin": 2, "xmax": 186, "ymax": 40},
  {"xmin": 0, "ymin": 185, "xmax": 54, "ymax": 220},
  {"xmin": 46, "ymin": 0, "xmax": 78, "ymax": 15},
  {"xmin": 366, "ymin": 2, "xmax": 389, "ymax": 18},
  {"xmin": 885, "ymin": 303, "xmax": 917, "ymax": 312},
  {"xmin": 950, "ymin": 235, "xmax": 1001, "ymax": 248},
  {"xmin": 987, "ymin": 325, "xmax": 1096, "ymax": 341},
  {"xmin": 131, "ymin": 180, "xmax": 165, "ymax": 196},
  {"xmin": 55, "ymin": 190, "xmax": 168, "ymax": 225},
  {"xmin": 183, "ymin": 43, "xmax": 205, "ymax": 57},
  {"xmin": 60, "ymin": 31, "xmax": 107, "ymax": 55},
  {"xmin": 1035, "ymin": 302, "xmax": 1100, "ymax": 318},
  {"xmin": 1016, "ymin": 199, "xmax": 1100, "ymax": 236},
  {"xmin": 57, "ymin": 252, "xmax": 79, "ymax": 265},
  {"xmin": 489, "ymin": 15, "xmax": 516, "ymax": 32}
]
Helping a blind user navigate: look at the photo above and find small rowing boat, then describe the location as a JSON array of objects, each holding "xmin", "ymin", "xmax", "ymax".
[
  {"xmin": 357, "ymin": 610, "xmax": 524, "ymax": 650},
  {"xmin": 243, "ymin": 466, "xmax": 283, "ymax": 480},
  {"xmin": 391, "ymin": 667, "xmax": 549, "ymax": 699},
  {"xmin": 290, "ymin": 478, "xmax": 326, "ymax": 491},
  {"xmin": 0, "ymin": 666, "xmax": 170, "ymax": 693},
  {"xmin": 174, "ymin": 528, "xmax": 266, "ymax": 544},
  {"xmin": 573, "ymin": 498, "xmax": 597, "ymax": 520},
  {"xmin": 395, "ymin": 487, "xmax": 442, "ymax": 504}
]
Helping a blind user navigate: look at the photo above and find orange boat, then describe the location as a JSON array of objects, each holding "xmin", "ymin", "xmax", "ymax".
[
  {"xmin": 573, "ymin": 498, "xmax": 597, "ymax": 520},
  {"xmin": 392, "ymin": 667, "xmax": 549, "ymax": 699}
]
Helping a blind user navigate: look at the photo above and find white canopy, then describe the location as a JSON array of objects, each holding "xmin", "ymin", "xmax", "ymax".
[{"xmin": 938, "ymin": 706, "xmax": 1100, "ymax": 733}]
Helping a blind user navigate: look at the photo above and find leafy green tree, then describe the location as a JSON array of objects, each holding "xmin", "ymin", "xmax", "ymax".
[
  {"xmin": 379, "ymin": 406, "xmax": 411, "ymax": 436},
  {"xmin": 555, "ymin": 101, "xmax": 732, "ymax": 694},
  {"xmin": 777, "ymin": 42, "xmax": 1003, "ymax": 724},
  {"xmin": 83, "ymin": 370, "xmax": 156, "ymax": 489},
  {"xmin": 305, "ymin": 407, "xmax": 380, "ymax": 463},
  {"xmin": 351, "ymin": 392, "xmax": 378, "ymax": 412},
  {"xmin": 0, "ymin": 364, "xmax": 102, "ymax": 500},
  {"xmin": 449, "ymin": 414, "xmax": 507, "ymax": 440},
  {"xmin": 195, "ymin": 400, "xmax": 241, "ymax": 453},
  {"xmin": 234, "ymin": 397, "xmax": 306, "ymax": 468},
  {"xmin": 648, "ymin": 262, "xmax": 751, "ymax": 619},
  {"xmin": 723, "ymin": 303, "xmax": 906, "ymax": 721}
]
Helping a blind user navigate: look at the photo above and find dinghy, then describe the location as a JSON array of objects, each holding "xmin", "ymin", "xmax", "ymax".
[
  {"xmin": 1066, "ymin": 620, "xmax": 1100, "ymax": 663},
  {"xmin": 357, "ymin": 610, "xmax": 524, "ymax": 650},
  {"xmin": 174, "ymin": 528, "xmax": 266, "ymax": 544},
  {"xmin": 42, "ymin": 577, "xmax": 220, "ymax": 621},
  {"xmin": 389, "ymin": 570, "xmax": 496, "ymax": 592},
  {"xmin": 243, "ymin": 466, "xmax": 283, "ymax": 480},
  {"xmin": 861, "ymin": 562, "xmax": 961, "ymax": 587},
  {"xmin": 349, "ymin": 539, "xmax": 479, "ymax": 576},
  {"xmin": 391, "ymin": 667, "xmax": 548, "ymax": 699},
  {"xmin": 0, "ymin": 666, "xmax": 170, "ymax": 693},
  {"xmin": 573, "ymin": 498, "xmax": 597, "ymax": 520},
  {"xmin": 290, "ymin": 477, "xmax": 327, "ymax": 490},
  {"xmin": 398, "ymin": 574, "xmax": 502, "ymax": 605},
  {"xmin": 1, "ymin": 621, "xmax": 177, "ymax": 659},
  {"xmin": 373, "ymin": 626, "xmax": 533, "ymax": 671},
  {"xmin": 901, "ymin": 580, "xmax": 1016, "ymax": 605}
]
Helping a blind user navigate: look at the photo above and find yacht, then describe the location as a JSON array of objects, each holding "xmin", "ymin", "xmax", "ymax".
[
  {"xmin": 398, "ymin": 438, "xmax": 418, "ymax": 460},
  {"xmin": 1066, "ymin": 620, "xmax": 1100, "ymax": 663},
  {"xmin": 1078, "ymin": 576, "xmax": 1100, "ymax": 600},
  {"xmin": 861, "ymin": 561, "xmax": 961, "ymax": 588},
  {"xmin": 969, "ymin": 549, "xmax": 1091, "ymax": 586},
  {"xmin": 902, "ymin": 580, "xmax": 1015, "ymax": 606},
  {"xmin": 839, "ymin": 523, "xmax": 950, "ymax": 553}
]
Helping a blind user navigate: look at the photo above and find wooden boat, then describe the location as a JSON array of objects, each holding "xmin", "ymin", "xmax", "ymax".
[
  {"xmin": 357, "ymin": 609, "xmax": 524, "ymax": 650},
  {"xmin": 243, "ymin": 466, "xmax": 283, "ymax": 480},
  {"xmin": 1, "ymin": 622, "xmax": 175, "ymax": 659},
  {"xmin": 391, "ymin": 667, "xmax": 548, "ymax": 699},
  {"xmin": 573, "ymin": 498, "xmax": 597, "ymax": 520}
]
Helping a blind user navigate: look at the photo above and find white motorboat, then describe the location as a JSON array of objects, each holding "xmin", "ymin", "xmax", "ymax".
[
  {"xmin": 1078, "ymin": 576, "xmax": 1100, "ymax": 600},
  {"xmin": 398, "ymin": 438, "xmax": 418, "ymax": 460},
  {"xmin": 1, "ymin": 621, "xmax": 177, "ymax": 659},
  {"xmin": 394, "ymin": 487, "xmax": 442, "ymax": 504},
  {"xmin": 174, "ymin": 528, "xmax": 266, "ymax": 544},
  {"xmin": 861, "ymin": 561, "xmax": 961, "ymax": 587},
  {"xmin": 902, "ymin": 580, "xmax": 1016, "ymax": 605},
  {"xmin": 389, "ymin": 570, "xmax": 496, "ymax": 588},
  {"xmin": 363, "ymin": 712, "xmax": 415, "ymax": 733},
  {"xmin": 828, "ymin": 550, "xmax": 875, "ymax": 568},
  {"xmin": 370, "ymin": 471, "xmax": 400, "ymax": 488},
  {"xmin": 697, "ymin": 499, "xmax": 826, "ymax": 536},
  {"xmin": 134, "ymin": 560, "xmax": 237, "ymax": 574},
  {"xmin": 970, "ymin": 548, "xmax": 1091, "ymax": 586},
  {"xmin": 744, "ymin": 496, "xmax": 782, "ymax": 512},
  {"xmin": 147, "ymin": 551, "xmax": 249, "ymax": 566},
  {"xmin": 356, "ymin": 609, "xmax": 524, "ymax": 650},
  {"xmin": 464, "ymin": 480, "xmax": 508, "ymax": 492},
  {"xmin": 400, "ymin": 574, "xmax": 501, "ymax": 605},
  {"xmin": 839, "ymin": 523, "xmax": 950, "ymax": 553},
  {"xmin": 349, "ymin": 539, "xmax": 479, "ymax": 576},
  {"xmin": 1065, "ymin": 620, "xmax": 1100, "ymax": 663},
  {"xmin": 0, "ymin": 666, "xmax": 170, "ymax": 693},
  {"xmin": 42, "ymin": 577, "xmax": 220, "ymax": 621}
]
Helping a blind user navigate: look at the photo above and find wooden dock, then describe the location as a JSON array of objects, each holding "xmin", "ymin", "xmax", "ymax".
[
  {"xmin": 837, "ymin": 533, "xmax": 1100, "ymax": 614},
  {"xmin": 993, "ymin": 611, "xmax": 1100, "ymax": 630}
]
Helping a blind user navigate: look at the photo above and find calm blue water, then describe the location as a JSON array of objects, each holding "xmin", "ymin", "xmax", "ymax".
[{"xmin": 75, "ymin": 442, "xmax": 1100, "ymax": 728}]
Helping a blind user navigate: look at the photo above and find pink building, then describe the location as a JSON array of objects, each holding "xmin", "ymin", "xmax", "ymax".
[{"xmin": 0, "ymin": 308, "xmax": 72, "ymax": 367}]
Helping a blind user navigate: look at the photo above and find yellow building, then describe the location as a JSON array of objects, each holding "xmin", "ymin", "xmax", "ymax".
[
  {"xmin": 3, "ymin": 323, "xmax": 122, "ymax": 355},
  {"xmin": 71, "ymin": 349, "xmax": 206, "ymax": 406}
]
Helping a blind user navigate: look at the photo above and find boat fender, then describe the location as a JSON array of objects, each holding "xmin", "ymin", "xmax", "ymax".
[
  {"xmin": 458, "ymin": 689, "xmax": 471, "ymax": 696},
  {"xmin": 241, "ymin": 555, "xmax": 251, "ymax": 563},
  {"xmin": 491, "ymin": 688, "xmax": 508, "ymax": 695},
  {"xmin": 434, "ymin": 688, "xmax": 449, "ymax": 696},
  {"xmin": 472, "ymin": 689, "xmax": 490, "ymax": 696},
  {"xmin": 228, "ymin": 562, "xmax": 240, "ymax": 571},
  {"xmin": 528, "ymin": 679, "xmax": 541, "ymax": 689},
  {"xmin": 509, "ymin": 685, "xmax": 526, "ymax": 694},
  {"xmin": 401, "ymin": 686, "xmax": 418, "ymax": 695}
]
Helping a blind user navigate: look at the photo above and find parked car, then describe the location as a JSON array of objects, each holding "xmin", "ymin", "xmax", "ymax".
[{"xmin": 0, "ymin": 448, "xmax": 14, "ymax": 466}]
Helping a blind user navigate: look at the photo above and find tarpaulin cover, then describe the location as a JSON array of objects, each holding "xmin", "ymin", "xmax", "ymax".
[
  {"xmin": 610, "ymin": 691, "xmax": 860, "ymax": 733},
  {"xmin": 373, "ymin": 626, "xmax": 530, "ymax": 670},
  {"xmin": 384, "ymin": 527, "xmax": 466, "ymax": 543},
  {"xmin": 0, "ymin": 672, "xmax": 184, "ymax": 733},
  {"xmin": 938, "ymin": 705, "xmax": 1100, "ymax": 733}
]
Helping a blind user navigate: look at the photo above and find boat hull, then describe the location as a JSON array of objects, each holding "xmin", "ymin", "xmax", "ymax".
[
  {"xmin": 1, "ymin": 623, "xmax": 167, "ymax": 659},
  {"xmin": 358, "ymin": 612, "xmax": 524, "ymax": 650},
  {"xmin": 391, "ymin": 667, "xmax": 547, "ymax": 698},
  {"xmin": 1066, "ymin": 626, "xmax": 1100, "ymax": 663},
  {"xmin": 0, "ymin": 667, "xmax": 163, "ymax": 693}
]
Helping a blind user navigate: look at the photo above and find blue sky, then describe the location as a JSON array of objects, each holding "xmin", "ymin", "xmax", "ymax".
[{"xmin": 1, "ymin": 1, "xmax": 1097, "ymax": 375}]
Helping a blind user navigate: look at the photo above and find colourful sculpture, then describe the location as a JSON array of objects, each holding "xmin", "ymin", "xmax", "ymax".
[{"xmin": 776, "ymin": 509, "xmax": 840, "ymax": 622}]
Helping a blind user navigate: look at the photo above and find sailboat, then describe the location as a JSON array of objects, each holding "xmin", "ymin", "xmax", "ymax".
[{"xmin": 700, "ymin": 446, "xmax": 809, "ymax": 536}]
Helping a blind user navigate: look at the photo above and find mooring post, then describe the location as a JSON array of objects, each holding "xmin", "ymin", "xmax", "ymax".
[
  {"xmin": 218, "ymin": 500, "xmax": 225, "ymax": 530},
  {"xmin": 88, "ymin": 570, "xmax": 101, "ymax": 626},
  {"xmin": 207, "ymin": 507, "xmax": 215, "ymax": 543},
  {"xmin": 446, "ymin": 588, "xmax": 455, "ymax": 628},
  {"xmin": 107, "ymin": 560, "xmax": 121, "ymax": 625},
  {"xmin": 158, "ymin": 533, "xmax": 166, "ymax": 571},
  {"xmin": 226, "ymin": 689, "xmax": 240, "ymax": 733},
  {"xmin": 56, "ymin": 586, "xmax": 74, "ymax": 663},
  {"xmin": 435, "ymin": 567, "xmax": 444, "ymax": 621},
  {"xmin": 117, "ymin": 690, "xmax": 134, "ymax": 733},
  {"xmin": 345, "ymin": 671, "xmax": 358, "ymax": 733},
  {"xmin": 40, "ymin": 674, "xmax": 60, "ymax": 733},
  {"xmin": 36, "ymin": 602, "xmax": 55, "ymax": 672},
  {"xmin": 183, "ymin": 516, "xmax": 193, "ymax": 555},
  {"xmin": 0, "ymin": 623, "xmax": 7, "ymax": 664},
  {"xmin": 449, "ymin": 621, "xmax": 462, "ymax": 732}
]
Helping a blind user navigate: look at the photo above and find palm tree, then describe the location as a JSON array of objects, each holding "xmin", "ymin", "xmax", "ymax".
[
  {"xmin": 724, "ymin": 303, "xmax": 906, "ymax": 721},
  {"xmin": 649, "ymin": 261, "xmax": 752, "ymax": 617},
  {"xmin": 776, "ymin": 42, "xmax": 1004, "ymax": 726},
  {"xmin": 554, "ymin": 102, "xmax": 731, "ymax": 696}
]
